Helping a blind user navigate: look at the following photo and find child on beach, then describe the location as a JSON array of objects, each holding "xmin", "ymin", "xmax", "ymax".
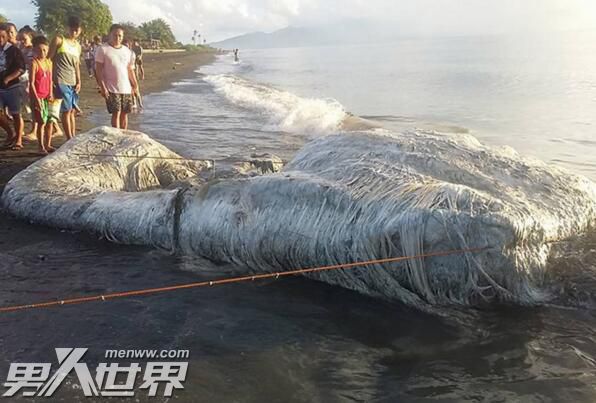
[
  {"xmin": 29, "ymin": 36, "xmax": 55, "ymax": 154},
  {"xmin": 17, "ymin": 26, "xmax": 37, "ymax": 140},
  {"xmin": 49, "ymin": 16, "xmax": 82, "ymax": 140},
  {"xmin": 17, "ymin": 27, "xmax": 34, "ymax": 71},
  {"xmin": 83, "ymin": 39, "xmax": 94, "ymax": 77}
]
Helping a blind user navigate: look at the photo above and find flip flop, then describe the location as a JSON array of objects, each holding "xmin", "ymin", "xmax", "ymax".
[{"xmin": 10, "ymin": 144, "xmax": 23, "ymax": 151}]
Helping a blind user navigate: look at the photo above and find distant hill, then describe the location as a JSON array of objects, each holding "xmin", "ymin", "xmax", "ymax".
[{"xmin": 210, "ymin": 21, "xmax": 403, "ymax": 49}]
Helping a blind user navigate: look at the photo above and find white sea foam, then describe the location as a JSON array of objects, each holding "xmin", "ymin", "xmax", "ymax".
[
  {"xmin": 3, "ymin": 127, "xmax": 596, "ymax": 310},
  {"xmin": 204, "ymin": 74, "xmax": 347, "ymax": 134}
]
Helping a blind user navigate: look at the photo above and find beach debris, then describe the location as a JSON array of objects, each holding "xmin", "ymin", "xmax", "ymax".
[
  {"xmin": 231, "ymin": 153, "xmax": 284, "ymax": 175},
  {"xmin": 2, "ymin": 126, "xmax": 596, "ymax": 309}
]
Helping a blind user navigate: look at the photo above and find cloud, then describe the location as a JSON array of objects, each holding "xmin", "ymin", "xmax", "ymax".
[{"xmin": 1, "ymin": 0, "xmax": 596, "ymax": 42}]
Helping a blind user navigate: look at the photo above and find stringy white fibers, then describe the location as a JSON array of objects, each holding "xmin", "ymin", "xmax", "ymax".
[
  {"xmin": 2, "ymin": 127, "xmax": 596, "ymax": 309},
  {"xmin": 1, "ymin": 127, "xmax": 212, "ymax": 250}
]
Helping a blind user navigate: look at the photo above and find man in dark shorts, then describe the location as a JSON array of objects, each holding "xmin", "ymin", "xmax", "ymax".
[
  {"xmin": 0, "ymin": 23, "xmax": 26, "ymax": 149},
  {"xmin": 95, "ymin": 24, "xmax": 138, "ymax": 129},
  {"xmin": 49, "ymin": 16, "xmax": 82, "ymax": 140}
]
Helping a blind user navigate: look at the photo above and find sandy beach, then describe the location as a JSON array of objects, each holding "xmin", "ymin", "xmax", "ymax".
[
  {"xmin": 0, "ymin": 49, "xmax": 216, "ymax": 250},
  {"xmin": 1, "ymin": 32, "xmax": 596, "ymax": 403}
]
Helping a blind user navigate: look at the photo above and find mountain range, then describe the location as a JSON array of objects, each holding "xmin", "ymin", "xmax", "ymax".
[{"xmin": 210, "ymin": 21, "xmax": 404, "ymax": 49}]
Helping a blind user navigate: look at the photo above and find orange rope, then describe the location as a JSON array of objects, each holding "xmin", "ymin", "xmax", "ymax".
[{"xmin": 0, "ymin": 247, "xmax": 488, "ymax": 313}]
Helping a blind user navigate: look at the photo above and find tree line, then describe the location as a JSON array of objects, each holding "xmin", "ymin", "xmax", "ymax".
[{"xmin": 29, "ymin": 0, "xmax": 178, "ymax": 47}]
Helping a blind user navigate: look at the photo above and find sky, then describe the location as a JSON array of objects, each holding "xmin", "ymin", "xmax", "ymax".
[{"xmin": 1, "ymin": 0, "xmax": 596, "ymax": 43}]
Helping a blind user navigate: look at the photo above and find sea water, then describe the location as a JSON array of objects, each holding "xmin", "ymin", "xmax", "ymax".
[
  {"xmin": 2, "ymin": 33, "xmax": 596, "ymax": 401},
  {"xmin": 139, "ymin": 32, "xmax": 596, "ymax": 181}
]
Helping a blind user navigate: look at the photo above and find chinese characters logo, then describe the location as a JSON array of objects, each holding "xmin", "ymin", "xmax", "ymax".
[{"xmin": 3, "ymin": 348, "xmax": 188, "ymax": 398}]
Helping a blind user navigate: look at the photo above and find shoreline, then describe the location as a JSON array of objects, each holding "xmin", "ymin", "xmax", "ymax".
[
  {"xmin": 0, "ymin": 50, "xmax": 217, "ymax": 183},
  {"xmin": 0, "ymin": 49, "xmax": 218, "ymax": 248},
  {"xmin": 77, "ymin": 50, "xmax": 217, "ymax": 134}
]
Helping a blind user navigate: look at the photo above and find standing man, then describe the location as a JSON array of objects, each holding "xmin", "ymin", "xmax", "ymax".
[
  {"xmin": 90, "ymin": 35, "xmax": 102, "ymax": 79},
  {"xmin": 49, "ymin": 16, "xmax": 82, "ymax": 140},
  {"xmin": 5, "ymin": 23, "xmax": 25, "ymax": 143},
  {"xmin": 0, "ymin": 23, "xmax": 25, "ymax": 149},
  {"xmin": 131, "ymin": 39, "xmax": 144, "ymax": 80},
  {"xmin": 95, "ymin": 24, "xmax": 138, "ymax": 129},
  {"xmin": 130, "ymin": 39, "xmax": 144, "ymax": 110}
]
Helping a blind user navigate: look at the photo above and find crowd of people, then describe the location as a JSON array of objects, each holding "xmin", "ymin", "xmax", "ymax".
[{"xmin": 0, "ymin": 16, "xmax": 145, "ymax": 155}]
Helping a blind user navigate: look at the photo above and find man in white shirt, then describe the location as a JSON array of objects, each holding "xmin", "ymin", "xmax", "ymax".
[{"xmin": 95, "ymin": 24, "xmax": 138, "ymax": 129}]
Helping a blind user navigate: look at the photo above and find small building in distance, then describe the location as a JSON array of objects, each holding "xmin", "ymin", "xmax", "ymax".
[{"xmin": 141, "ymin": 38, "xmax": 161, "ymax": 50}]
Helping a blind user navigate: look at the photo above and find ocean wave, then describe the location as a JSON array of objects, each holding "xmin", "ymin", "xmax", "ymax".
[
  {"xmin": 204, "ymin": 74, "xmax": 347, "ymax": 134},
  {"xmin": 3, "ymin": 127, "xmax": 596, "ymax": 310}
]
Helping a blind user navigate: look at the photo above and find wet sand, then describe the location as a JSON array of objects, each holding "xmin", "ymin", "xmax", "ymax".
[{"xmin": 0, "ymin": 49, "xmax": 216, "ymax": 252}]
